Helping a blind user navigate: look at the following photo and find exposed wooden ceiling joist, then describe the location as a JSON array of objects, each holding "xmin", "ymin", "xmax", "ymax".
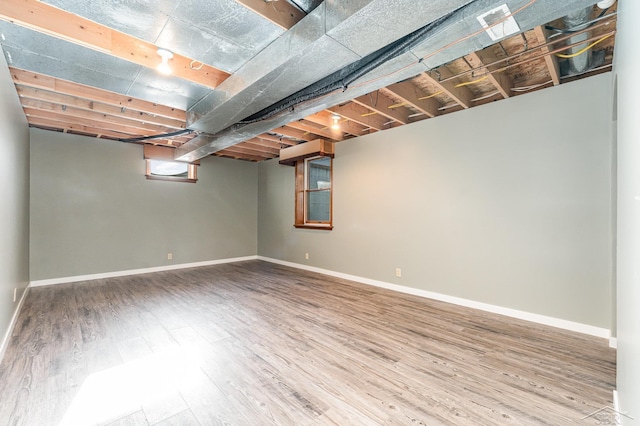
[
  {"xmin": 11, "ymin": 68, "xmax": 186, "ymax": 121},
  {"xmin": 23, "ymin": 107, "xmax": 164, "ymax": 137},
  {"xmin": 352, "ymin": 92, "xmax": 411, "ymax": 125},
  {"xmin": 422, "ymin": 67, "xmax": 473, "ymax": 109},
  {"xmin": 238, "ymin": 141, "xmax": 280, "ymax": 156},
  {"xmin": 2, "ymin": 2, "xmax": 618, "ymax": 163},
  {"xmin": 271, "ymin": 125, "xmax": 328, "ymax": 142},
  {"xmin": 328, "ymin": 103, "xmax": 390, "ymax": 131},
  {"xmin": 241, "ymin": 138, "xmax": 283, "ymax": 151},
  {"xmin": 15, "ymin": 85, "xmax": 185, "ymax": 130},
  {"xmin": 533, "ymin": 26, "xmax": 561, "ymax": 86},
  {"xmin": 28, "ymin": 116, "xmax": 135, "ymax": 140},
  {"xmin": 217, "ymin": 147, "xmax": 273, "ymax": 161},
  {"xmin": 0, "ymin": 0, "xmax": 230, "ymax": 89},
  {"xmin": 286, "ymin": 119, "xmax": 345, "ymax": 141},
  {"xmin": 233, "ymin": 0, "xmax": 305, "ymax": 30},
  {"xmin": 257, "ymin": 133, "xmax": 299, "ymax": 146},
  {"xmin": 20, "ymin": 98, "xmax": 176, "ymax": 134},
  {"xmin": 304, "ymin": 111, "xmax": 368, "ymax": 137},
  {"xmin": 466, "ymin": 51, "xmax": 513, "ymax": 99},
  {"xmin": 384, "ymin": 82, "xmax": 440, "ymax": 118}
]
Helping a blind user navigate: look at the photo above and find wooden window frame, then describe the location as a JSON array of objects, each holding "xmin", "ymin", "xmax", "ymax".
[
  {"xmin": 143, "ymin": 145, "xmax": 199, "ymax": 183},
  {"xmin": 295, "ymin": 155, "xmax": 333, "ymax": 230},
  {"xmin": 145, "ymin": 159, "xmax": 198, "ymax": 183}
]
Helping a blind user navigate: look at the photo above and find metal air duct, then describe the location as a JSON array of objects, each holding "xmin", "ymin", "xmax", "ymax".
[
  {"xmin": 563, "ymin": 6, "xmax": 595, "ymax": 75},
  {"xmin": 177, "ymin": 0, "xmax": 602, "ymax": 162}
]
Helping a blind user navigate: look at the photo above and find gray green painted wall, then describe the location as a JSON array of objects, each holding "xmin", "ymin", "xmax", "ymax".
[
  {"xmin": 0, "ymin": 52, "xmax": 30, "ymax": 349},
  {"xmin": 614, "ymin": 0, "xmax": 640, "ymax": 422},
  {"xmin": 259, "ymin": 73, "xmax": 614, "ymax": 330},
  {"xmin": 30, "ymin": 129, "xmax": 258, "ymax": 280}
]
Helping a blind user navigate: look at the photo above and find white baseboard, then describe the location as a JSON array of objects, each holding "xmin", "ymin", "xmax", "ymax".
[
  {"xmin": 609, "ymin": 337, "xmax": 617, "ymax": 349},
  {"xmin": 29, "ymin": 255, "xmax": 259, "ymax": 287},
  {"xmin": 258, "ymin": 256, "xmax": 611, "ymax": 340},
  {"xmin": 0, "ymin": 285, "xmax": 30, "ymax": 363},
  {"xmin": 613, "ymin": 389, "xmax": 619, "ymax": 415}
]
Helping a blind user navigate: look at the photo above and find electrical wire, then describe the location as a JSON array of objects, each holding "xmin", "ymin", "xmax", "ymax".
[
  {"xmin": 236, "ymin": 7, "xmax": 458, "ymax": 125},
  {"xmin": 454, "ymin": 75, "xmax": 488, "ymax": 88},
  {"xmin": 418, "ymin": 91, "xmax": 443, "ymax": 101},
  {"xmin": 421, "ymin": 0, "xmax": 538, "ymax": 64},
  {"xmin": 555, "ymin": 34, "xmax": 612, "ymax": 58},
  {"xmin": 438, "ymin": 103, "xmax": 460, "ymax": 111},
  {"xmin": 348, "ymin": 0, "xmax": 539, "ymax": 95},
  {"xmin": 434, "ymin": 17, "xmax": 616, "ymax": 85},
  {"xmin": 511, "ymin": 80, "xmax": 553, "ymax": 92},
  {"xmin": 223, "ymin": 0, "xmax": 542, "ymax": 131},
  {"xmin": 470, "ymin": 90, "xmax": 500, "ymax": 102},
  {"xmin": 190, "ymin": 60, "xmax": 204, "ymax": 70},
  {"xmin": 546, "ymin": 8, "xmax": 615, "ymax": 37},
  {"xmin": 118, "ymin": 129, "xmax": 193, "ymax": 143},
  {"xmin": 388, "ymin": 76, "xmax": 487, "ymax": 109}
]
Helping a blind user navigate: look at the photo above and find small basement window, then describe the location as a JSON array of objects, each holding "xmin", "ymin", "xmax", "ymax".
[
  {"xmin": 295, "ymin": 155, "xmax": 333, "ymax": 229},
  {"xmin": 279, "ymin": 139, "xmax": 334, "ymax": 230},
  {"xmin": 144, "ymin": 145, "xmax": 198, "ymax": 183}
]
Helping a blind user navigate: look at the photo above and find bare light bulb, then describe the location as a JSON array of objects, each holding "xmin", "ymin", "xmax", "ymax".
[
  {"xmin": 157, "ymin": 48, "xmax": 174, "ymax": 75},
  {"xmin": 331, "ymin": 114, "xmax": 340, "ymax": 130}
]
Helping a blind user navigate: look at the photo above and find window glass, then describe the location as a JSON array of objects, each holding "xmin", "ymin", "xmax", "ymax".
[
  {"xmin": 295, "ymin": 155, "xmax": 332, "ymax": 229},
  {"xmin": 148, "ymin": 160, "xmax": 189, "ymax": 177}
]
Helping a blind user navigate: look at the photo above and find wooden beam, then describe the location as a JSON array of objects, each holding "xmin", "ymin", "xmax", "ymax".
[
  {"xmin": 20, "ymin": 98, "xmax": 175, "ymax": 134},
  {"xmin": 233, "ymin": 0, "xmax": 305, "ymax": 30},
  {"xmin": 383, "ymin": 82, "xmax": 440, "ymax": 118},
  {"xmin": 286, "ymin": 119, "xmax": 345, "ymax": 141},
  {"xmin": 0, "ymin": 0, "xmax": 229, "ymax": 89},
  {"xmin": 422, "ymin": 67, "xmax": 473, "ymax": 109},
  {"xmin": 11, "ymin": 68, "xmax": 186, "ymax": 121},
  {"xmin": 352, "ymin": 92, "xmax": 410, "ymax": 124},
  {"xmin": 22, "ymin": 107, "xmax": 163, "ymax": 137},
  {"xmin": 217, "ymin": 148, "xmax": 271, "ymax": 162},
  {"xmin": 15, "ymin": 85, "xmax": 185, "ymax": 129},
  {"xmin": 257, "ymin": 133, "xmax": 299, "ymax": 146},
  {"xmin": 28, "ymin": 117, "xmax": 138, "ymax": 140},
  {"xmin": 223, "ymin": 145, "xmax": 276, "ymax": 158},
  {"xmin": 327, "ymin": 103, "xmax": 389, "ymax": 131},
  {"xmin": 244, "ymin": 137, "xmax": 288, "ymax": 150},
  {"xmin": 304, "ymin": 111, "xmax": 368, "ymax": 137},
  {"xmin": 238, "ymin": 141, "xmax": 280, "ymax": 155},
  {"xmin": 270, "ymin": 125, "xmax": 317, "ymax": 142},
  {"xmin": 465, "ymin": 51, "xmax": 513, "ymax": 99},
  {"xmin": 533, "ymin": 26, "xmax": 561, "ymax": 86}
]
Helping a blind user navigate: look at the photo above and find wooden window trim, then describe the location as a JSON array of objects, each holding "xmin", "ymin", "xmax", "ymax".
[
  {"xmin": 144, "ymin": 145, "xmax": 198, "ymax": 183},
  {"xmin": 294, "ymin": 156, "xmax": 333, "ymax": 230},
  {"xmin": 145, "ymin": 160, "xmax": 198, "ymax": 183}
]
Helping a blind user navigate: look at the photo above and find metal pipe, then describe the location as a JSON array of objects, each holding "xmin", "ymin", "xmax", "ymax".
[
  {"xmin": 563, "ymin": 6, "xmax": 594, "ymax": 74},
  {"xmin": 436, "ymin": 17, "xmax": 616, "ymax": 84}
]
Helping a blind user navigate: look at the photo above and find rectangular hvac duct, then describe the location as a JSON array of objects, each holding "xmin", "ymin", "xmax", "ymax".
[{"xmin": 177, "ymin": 0, "xmax": 600, "ymax": 162}]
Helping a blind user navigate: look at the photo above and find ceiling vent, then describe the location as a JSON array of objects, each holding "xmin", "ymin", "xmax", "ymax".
[{"xmin": 476, "ymin": 4, "xmax": 521, "ymax": 41}]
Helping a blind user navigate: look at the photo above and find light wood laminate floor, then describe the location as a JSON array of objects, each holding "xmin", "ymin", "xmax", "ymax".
[{"xmin": 0, "ymin": 261, "xmax": 616, "ymax": 425}]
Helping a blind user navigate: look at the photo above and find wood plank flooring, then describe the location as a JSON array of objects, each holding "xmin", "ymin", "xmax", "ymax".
[{"xmin": 0, "ymin": 260, "xmax": 616, "ymax": 425}]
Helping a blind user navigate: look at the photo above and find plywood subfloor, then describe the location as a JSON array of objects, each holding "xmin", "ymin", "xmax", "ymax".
[{"xmin": 0, "ymin": 261, "xmax": 616, "ymax": 425}]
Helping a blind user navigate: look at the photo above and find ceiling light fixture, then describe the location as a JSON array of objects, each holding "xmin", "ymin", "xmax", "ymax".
[
  {"xmin": 157, "ymin": 48, "xmax": 174, "ymax": 75},
  {"xmin": 331, "ymin": 114, "xmax": 340, "ymax": 130}
]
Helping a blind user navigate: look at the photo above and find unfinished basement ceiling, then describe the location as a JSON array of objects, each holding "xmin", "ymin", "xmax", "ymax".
[{"xmin": 0, "ymin": 0, "xmax": 617, "ymax": 162}]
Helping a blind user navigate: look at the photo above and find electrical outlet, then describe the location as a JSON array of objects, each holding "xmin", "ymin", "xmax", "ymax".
[
  {"xmin": 305, "ymin": 253, "xmax": 309, "ymax": 260},
  {"xmin": 395, "ymin": 268, "xmax": 402, "ymax": 277},
  {"xmin": 167, "ymin": 253, "xmax": 173, "ymax": 260},
  {"xmin": 13, "ymin": 288, "xmax": 17, "ymax": 303}
]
